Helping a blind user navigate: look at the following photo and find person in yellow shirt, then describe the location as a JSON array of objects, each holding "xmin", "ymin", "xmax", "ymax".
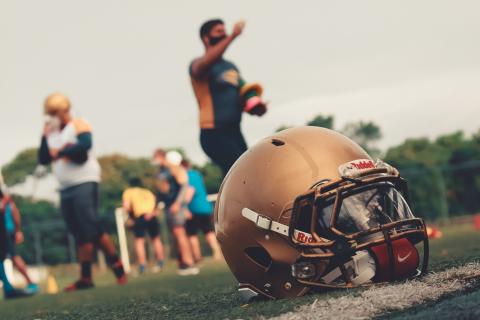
[{"xmin": 122, "ymin": 178, "xmax": 165, "ymax": 274}]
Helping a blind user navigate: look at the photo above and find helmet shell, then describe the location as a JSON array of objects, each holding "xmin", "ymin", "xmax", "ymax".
[
  {"xmin": 214, "ymin": 126, "xmax": 370, "ymax": 299},
  {"xmin": 44, "ymin": 93, "xmax": 71, "ymax": 114}
]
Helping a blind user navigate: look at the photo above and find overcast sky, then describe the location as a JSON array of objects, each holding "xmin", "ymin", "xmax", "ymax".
[{"xmin": 1, "ymin": 0, "xmax": 479, "ymax": 167}]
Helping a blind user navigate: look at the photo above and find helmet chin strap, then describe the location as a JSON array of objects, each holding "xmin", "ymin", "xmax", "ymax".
[{"xmin": 242, "ymin": 208, "xmax": 290, "ymax": 236}]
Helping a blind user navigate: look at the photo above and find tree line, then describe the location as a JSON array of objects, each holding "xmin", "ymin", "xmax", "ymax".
[{"xmin": 2, "ymin": 115, "xmax": 479, "ymax": 264}]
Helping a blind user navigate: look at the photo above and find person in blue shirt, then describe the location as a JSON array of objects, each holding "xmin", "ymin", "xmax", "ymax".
[
  {"xmin": 182, "ymin": 160, "xmax": 222, "ymax": 262},
  {"xmin": 0, "ymin": 188, "xmax": 35, "ymax": 299},
  {"xmin": 1, "ymin": 192, "xmax": 39, "ymax": 294}
]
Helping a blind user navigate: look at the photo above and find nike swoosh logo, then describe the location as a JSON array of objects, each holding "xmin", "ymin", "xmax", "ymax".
[{"xmin": 397, "ymin": 251, "xmax": 412, "ymax": 263}]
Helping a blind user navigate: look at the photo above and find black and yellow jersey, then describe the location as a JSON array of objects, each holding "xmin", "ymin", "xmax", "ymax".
[{"xmin": 189, "ymin": 59, "xmax": 243, "ymax": 129}]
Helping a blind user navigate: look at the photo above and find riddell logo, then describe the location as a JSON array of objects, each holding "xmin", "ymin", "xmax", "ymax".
[
  {"xmin": 350, "ymin": 160, "xmax": 375, "ymax": 170},
  {"xmin": 294, "ymin": 230, "xmax": 314, "ymax": 243}
]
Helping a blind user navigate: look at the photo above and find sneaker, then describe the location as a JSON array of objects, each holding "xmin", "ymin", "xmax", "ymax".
[
  {"xmin": 117, "ymin": 274, "xmax": 128, "ymax": 285},
  {"xmin": 194, "ymin": 258, "xmax": 204, "ymax": 267},
  {"xmin": 4, "ymin": 288, "xmax": 34, "ymax": 299},
  {"xmin": 152, "ymin": 260, "xmax": 164, "ymax": 273},
  {"xmin": 111, "ymin": 260, "xmax": 126, "ymax": 282},
  {"xmin": 177, "ymin": 265, "xmax": 200, "ymax": 276},
  {"xmin": 139, "ymin": 264, "xmax": 146, "ymax": 275},
  {"xmin": 64, "ymin": 278, "xmax": 94, "ymax": 292},
  {"xmin": 24, "ymin": 283, "xmax": 40, "ymax": 294},
  {"xmin": 213, "ymin": 252, "xmax": 223, "ymax": 261}
]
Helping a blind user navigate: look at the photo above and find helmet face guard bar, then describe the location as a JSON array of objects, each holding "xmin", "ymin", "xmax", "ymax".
[{"xmin": 289, "ymin": 168, "xmax": 429, "ymax": 289}]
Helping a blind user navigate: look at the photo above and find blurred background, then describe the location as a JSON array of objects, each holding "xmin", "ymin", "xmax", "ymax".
[{"xmin": 1, "ymin": 0, "xmax": 479, "ymax": 267}]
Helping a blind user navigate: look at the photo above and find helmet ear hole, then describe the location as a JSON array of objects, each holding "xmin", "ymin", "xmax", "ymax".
[
  {"xmin": 244, "ymin": 246, "xmax": 272, "ymax": 271},
  {"xmin": 271, "ymin": 139, "xmax": 285, "ymax": 146}
]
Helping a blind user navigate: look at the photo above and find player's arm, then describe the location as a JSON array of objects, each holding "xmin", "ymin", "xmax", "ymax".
[
  {"xmin": 122, "ymin": 191, "xmax": 133, "ymax": 214},
  {"xmin": 38, "ymin": 136, "xmax": 53, "ymax": 165},
  {"xmin": 184, "ymin": 186, "xmax": 195, "ymax": 204},
  {"xmin": 190, "ymin": 21, "xmax": 245, "ymax": 79},
  {"xmin": 169, "ymin": 167, "xmax": 190, "ymax": 213},
  {"xmin": 58, "ymin": 119, "xmax": 93, "ymax": 163},
  {"xmin": 39, "ymin": 122, "xmax": 64, "ymax": 163},
  {"xmin": 58, "ymin": 132, "xmax": 92, "ymax": 161}
]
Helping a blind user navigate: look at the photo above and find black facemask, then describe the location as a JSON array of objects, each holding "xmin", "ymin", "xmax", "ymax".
[{"xmin": 209, "ymin": 35, "xmax": 227, "ymax": 46}]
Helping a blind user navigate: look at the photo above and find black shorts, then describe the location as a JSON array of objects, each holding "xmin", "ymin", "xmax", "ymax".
[
  {"xmin": 200, "ymin": 126, "xmax": 247, "ymax": 176},
  {"xmin": 0, "ymin": 218, "xmax": 6, "ymax": 260},
  {"xmin": 6, "ymin": 232, "xmax": 16, "ymax": 257},
  {"xmin": 60, "ymin": 182, "xmax": 104, "ymax": 245},
  {"xmin": 186, "ymin": 215, "xmax": 215, "ymax": 236},
  {"xmin": 133, "ymin": 215, "xmax": 160, "ymax": 238}
]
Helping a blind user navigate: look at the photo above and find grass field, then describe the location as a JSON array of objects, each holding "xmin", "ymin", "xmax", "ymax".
[{"xmin": 1, "ymin": 223, "xmax": 479, "ymax": 320}]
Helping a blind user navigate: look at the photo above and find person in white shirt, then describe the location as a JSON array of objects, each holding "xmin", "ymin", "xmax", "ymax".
[{"xmin": 38, "ymin": 92, "xmax": 127, "ymax": 291}]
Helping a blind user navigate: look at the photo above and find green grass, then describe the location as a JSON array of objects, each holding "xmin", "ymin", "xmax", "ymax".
[{"xmin": 1, "ymin": 223, "xmax": 479, "ymax": 320}]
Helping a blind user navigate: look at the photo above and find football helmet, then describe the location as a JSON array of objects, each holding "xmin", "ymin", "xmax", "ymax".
[
  {"xmin": 44, "ymin": 92, "xmax": 71, "ymax": 114},
  {"xmin": 214, "ymin": 126, "xmax": 428, "ymax": 300}
]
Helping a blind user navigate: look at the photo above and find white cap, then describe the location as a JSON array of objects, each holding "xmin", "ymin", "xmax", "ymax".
[{"xmin": 166, "ymin": 150, "xmax": 182, "ymax": 166}]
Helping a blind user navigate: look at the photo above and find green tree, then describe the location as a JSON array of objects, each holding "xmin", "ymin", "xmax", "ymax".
[
  {"xmin": 275, "ymin": 125, "xmax": 291, "ymax": 132},
  {"xmin": 342, "ymin": 121, "xmax": 382, "ymax": 155},
  {"xmin": 98, "ymin": 154, "xmax": 156, "ymax": 231},
  {"xmin": 437, "ymin": 132, "xmax": 480, "ymax": 215},
  {"xmin": 307, "ymin": 114, "xmax": 334, "ymax": 129},
  {"xmin": 195, "ymin": 162, "xmax": 223, "ymax": 194},
  {"xmin": 2, "ymin": 148, "xmax": 39, "ymax": 185},
  {"xmin": 384, "ymin": 138, "xmax": 449, "ymax": 220}
]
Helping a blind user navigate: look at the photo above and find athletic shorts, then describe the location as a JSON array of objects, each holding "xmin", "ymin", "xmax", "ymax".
[
  {"xmin": 0, "ymin": 218, "xmax": 7, "ymax": 260},
  {"xmin": 186, "ymin": 214, "xmax": 215, "ymax": 236},
  {"xmin": 133, "ymin": 215, "xmax": 160, "ymax": 238},
  {"xmin": 200, "ymin": 126, "xmax": 247, "ymax": 175},
  {"xmin": 60, "ymin": 182, "xmax": 104, "ymax": 245},
  {"xmin": 166, "ymin": 206, "xmax": 188, "ymax": 228},
  {"xmin": 6, "ymin": 232, "xmax": 16, "ymax": 257}
]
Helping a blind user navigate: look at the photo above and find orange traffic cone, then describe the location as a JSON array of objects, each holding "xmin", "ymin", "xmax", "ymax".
[
  {"xmin": 46, "ymin": 273, "xmax": 59, "ymax": 294},
  {"xmin": 426, "ymin": 226, "xmax": 443, "ymax": 239},
  {"xmin": 474, "ymin": 214, "xmax": 480, "ymax": 231}
]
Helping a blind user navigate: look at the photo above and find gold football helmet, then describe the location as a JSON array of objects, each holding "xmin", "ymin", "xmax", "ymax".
[
  {"xmin": 214, "ymin": 126, "xmax": 428, "ymax": 300},
  {"xmin": 44, "ymin": 92, "xmax": 71, "ymax": 114}
]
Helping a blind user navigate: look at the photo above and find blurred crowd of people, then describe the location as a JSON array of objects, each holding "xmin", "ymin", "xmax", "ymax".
[
  {"xmin": 0, "ymin": 17, "xmax": 265, "ymax": 298},
  {"xmin": 123, "ymin": 149, "xmax": 221, "ymax": 276}
]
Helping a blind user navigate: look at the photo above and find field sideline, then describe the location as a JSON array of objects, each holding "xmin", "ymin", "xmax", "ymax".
[{"xmin": 0, "ymin": 223, "xmax": 479, "ymax": 320}]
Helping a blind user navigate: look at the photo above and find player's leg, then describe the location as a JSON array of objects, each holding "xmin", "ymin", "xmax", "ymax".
[
  {"xmin": 97, "ymin": 233, "xmax": 127, "ymax": 284},
  {"xmin": 186, "ymin": 216, "xmax": 202, "ymax": 263},
  {"xmin": 0, "ymin": 260, "xmax": 33, "ymax": 299},
  {"xmin": 134, "ymin": 237, "xmax": 146, "ymax": 274},
  {"xmin": 133, "ymin": 215, "xmax": 148, "ymax": 274},
  {"xmin": 60, "ymin": 188, "xmax": 94, "ymax": 291},
  {"xmin": 65, "ymin": 183, "xmax": 125, "ymax": 291},
  {"xmin": 87, "ymin": 183, "xmax": 126, "ymax": 283},
  {"xmin": 11, "ymin": 255, "xmax": 33, "ymax": 284},
  {"xmin": 0, "ymin": 260, "xmax": 13, "ymax": 293},
  {"xmin": 7, "ymin": 232, "xmax": 37, "ymax": 290},
  {"xmin": 227, "ymin": 126, "xmax": 248, "ymax": 160},
  {"xmin": 147, "ymin": 218, "xmax": 165, "ymax": 270},
  {"xmin": 201, "ymin": 128, "xmax": 248, "ymax": 176},
  {"xmin": 205, "ymin": 233, "xmax": 222, "ymax": 260},
  {"xmin": 199, "ymin": 215, "xmax": 222, "ymax": 260},
  {"xmin": 189, "ymin": 236, "xmax": 202, "ymax": 263},
  {"xmin": 200, "ymin": 129, "xmax": 234, "ymax": 175},
  {"xmin": 0, "ymin": 228, "xmax": 32, "ymax": 298},
  {"xmin": 167, "ymin": 208, "xmax": 198, "ymax": 275},
  {"xmin": 172, "ymin": 226, "xmax": 194, "ymax": 267}
]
